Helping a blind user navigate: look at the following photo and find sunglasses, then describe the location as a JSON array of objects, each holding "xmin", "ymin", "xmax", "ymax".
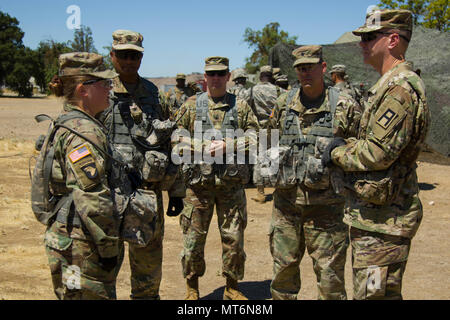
[
  {"xmin": 206, "ymin": 70, "xmax": 228, "ymax": 77},
  {"xmin": 361, "ymin": 31, "xmax": 410, "ymax": 43},
  {"xmin": 296, "ymin": 64, "xmax": 320, "ymax": 73},
  {"xmin": 114, "ymin": 50, "xmax": 143, "ymax": 61},
  {"xmin": 82, "ymin": 78, "xmax": 113, "ymax": 89}
]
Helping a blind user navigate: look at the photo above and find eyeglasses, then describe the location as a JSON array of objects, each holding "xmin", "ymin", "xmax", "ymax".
[
  {"xmin": 205, "ymin": 70, "xmax": 228, "ymax": 77},
  {"xmin": 82, "ymin": 78, "xmax": 112, "ymax": 89},
  {"xmin": 114, "ymin": 50, "xmax": 143, "ymax": 61},
  {"xmin": 361, "ymin": 31, "xmax": 410, "ymax": 43},
  {"xmin": 295, "ymin": 64, "xmax": 319, "ymax": 73}
]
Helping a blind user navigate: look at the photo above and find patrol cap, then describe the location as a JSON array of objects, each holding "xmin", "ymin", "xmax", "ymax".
[
  {"xmin": 352, "ymin": 9, "xmax": 413, "ymax": 35},
  {"xmin": 272, "ymin": 67, "xmax": 281, "ymax": 77},
  {"xmin": 232, "ymin": 68, "xmax": 248, "ymax": 81},
  {"xmin": 176, "ymin": 73, "xmax": 186, "ymax": 80},
  {"xmin": 330, "ymin": 64, "xmax": 346, "ymax": 74},
  {"xmin": 260, "ymin": 65, "xmax": 273, "ymax": 74},
  {"xmin": 58, "ymin": 52, "xmax": 117, "ymax": 79},
  {"xmin": 292, "ymin": 45, "xmax": 322, "ymax": 67},
  {"xmin": 204, "ymin": 56, "xmax": 229, "ymax": 71},
  {"xmin": 112, "ymin": 29, "xmax": 144, "ymax": 52},
  {"xmin": 275, "ymin": 74, "xmax": 288, "ymax": 83}
]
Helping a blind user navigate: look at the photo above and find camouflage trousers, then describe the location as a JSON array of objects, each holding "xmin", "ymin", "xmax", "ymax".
[
  {"xmin": 350, "ymin": 227, "xmax": 411, "ymax": 300},
  {"xmin": 118, "ymin": 189, "xmax": 165, "ymax": 300},
  {"xmin": 45, "ymin": 224, "xmax": 122, "ymax": 300},
  {"xmin": 179, "ymin": 184, "xmax": 247, "ymax": 281},
  {"xmin": 270, "ymin": 188, "xmax": 349, "ymax": 300}
]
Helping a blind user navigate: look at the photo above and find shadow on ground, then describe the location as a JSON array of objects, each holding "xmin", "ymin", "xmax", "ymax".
[
  {"xmin": 201, "ymin": 280, "xmax": 272, "ymax": 300},
  {"xmin": 418, "ymin": 182, "xmax": 437, "ymax": 191}
]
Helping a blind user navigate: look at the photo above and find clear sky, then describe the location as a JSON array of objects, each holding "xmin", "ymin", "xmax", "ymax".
[{"xmin": 0, "ymin": 0, "xmax": 380, "ymax": 77}]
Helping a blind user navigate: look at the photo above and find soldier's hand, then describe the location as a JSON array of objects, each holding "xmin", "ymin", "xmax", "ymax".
[
  {"xmin": 98, "ymin": 256, "xmax": 118, "ymax": 272},
  {"xmin": 322, "ymin": 137, "xmax": 346, "ymax": 167},
  {"xmin": 166, "ymin": 197, "xmax": 184, "ymax": 217}
]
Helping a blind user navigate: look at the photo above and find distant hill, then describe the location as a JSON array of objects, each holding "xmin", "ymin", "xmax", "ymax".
[
  {"xmin": 269, "ymin": 26, "xmax": 450, "ymax": 157},
  {"xmin": 334, "ymin": 32, "xmax": 360, "ymax": 44}
]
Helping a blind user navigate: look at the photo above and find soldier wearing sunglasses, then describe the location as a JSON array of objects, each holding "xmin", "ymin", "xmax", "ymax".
[
  {"xmin": 103, "ymin": 29, "xmax": 185, "ymax": 300},
  {"xmin": 323, "ymin": 9, "xmax": 430, "ymax": 300},
  {"xmin": 175, "ymin": 56, "xmax": 259, "ymax": 300}
]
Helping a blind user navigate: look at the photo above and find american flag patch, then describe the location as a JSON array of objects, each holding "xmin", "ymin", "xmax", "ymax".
[{"xmin": 68, "ymin": 145, "xmax": 91, "ymax": 163}]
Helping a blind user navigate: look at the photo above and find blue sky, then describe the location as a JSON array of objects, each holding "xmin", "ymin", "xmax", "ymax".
[{"xmin": 1, "ymin": 0, "xmax": 379, "ymax": 77}]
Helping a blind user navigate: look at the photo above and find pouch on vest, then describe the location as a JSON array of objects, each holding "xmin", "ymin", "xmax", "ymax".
[
  {"xmin": 276, "ymin": 146, "xmax": 299, "ymax": 189},
  {"xmin": 142, "ymin": 150, "xmax": 169, "ymax": 182},
  {"xmin": 121, "ymin": 188, "xmax": 158, "ymax": 247},
  {"xmin": 303, "ymin": 137, "xmax": 333, "ymax": 190},
  {"xmin": 253, "ymin": 145, "xmax": 289, "ymax": 188}
]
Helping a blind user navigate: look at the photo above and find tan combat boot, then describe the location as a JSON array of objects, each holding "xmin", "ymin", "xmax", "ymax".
[
  {"xmin": 223, "ymin": 277, "xmax": 248, "ymax": 300},
  {"xmin": 251, "ymin": 185, "xmax": 266, "ymax": 203},
  {"xmin": 185, "ymin": 277, "xmax": 199, "ymax": 300}
]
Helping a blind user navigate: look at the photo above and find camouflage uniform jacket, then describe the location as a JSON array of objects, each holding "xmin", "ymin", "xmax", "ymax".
[
  {"xmin": 167, "ymin": 86, "xmax": 195, "ymax": 114},
  {"xmin": 175, "ymin": 92, "xmax": 259, "ymax": 157},
  {"xmin": 227, "ymin": 83, "xmax": 248, "ymax": 100},
  {"xmin": 246, "ymin": 81, "xmax": 279, "ymax": 128},
  {"xmin": 271, "ymin": 87, "xmax": 362, "ymax": 205},
  {"xmin": 334, "ymin": 81, "xmax": 362, "ymax": 103},
  {"xmin": 331, "ymin": 61, "xmax": 430, "ymax": 238},
  {"xmin": 45, "ymin": 103, "xmax": 119, "ymax": 258},
  {"xmin": 103, "ymin": 75, "xmax": 184, "ymax": 198}
]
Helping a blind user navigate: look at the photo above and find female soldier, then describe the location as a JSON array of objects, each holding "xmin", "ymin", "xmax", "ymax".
[{"xmin": 38, "ymin": 52, "xmax": 120, "ymax": 299}]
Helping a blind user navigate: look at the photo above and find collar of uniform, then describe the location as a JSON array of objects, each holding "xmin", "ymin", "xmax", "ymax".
[
  {"xmin": 290, "ymin": 88, "xmax": 329, "ymax": 114},
  {"xmin": 63, "ymin": 102, "xmax": 106, "ymax": 128},
  {"xmin": 368, "ymin": 61, "xmax": 413, "ymax": 96},
  {"xmin": 208, "ymin": 93, "xmax": 231, "ymax": 110},
  {"xmin": 112, "ymin": 75, "xmax": 142, "ymax": 94}
]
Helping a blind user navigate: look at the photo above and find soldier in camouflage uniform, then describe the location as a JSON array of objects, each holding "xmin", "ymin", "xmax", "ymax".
[
  {"xmin": 330, "ymin": 64, "xmax": 363, "ymax": 104},
  {"xmin": 166, "ymin": 73, "xmax": 196, "ymax": 115},
  {"xmin": 40, "ymin": 52, "xmax": 120, "ymax": 299},
  {"xmin": 175, "ymin": 56, "xmax": 259, "ymax": 300},
  {"xmin": 275, "ymin": 74, "xmax": 289, "ymax": 91},
  {"xmin": 323, "ymin": 9, "xmax": 430, "ymax": 300},
  {"xmin": 247, "ymin": 65, "xmax": 281, "ymax": 203},
  {"xmin": 103, "ymin": 30, "xmax": 185, "ymax": 300},
  {"xmin": 269, "ymin": 45, "xmax": 362, "ymax": 300},
  {"xmin": 227, "ymin": 68, "xmax": 249, "ymax": 100}
]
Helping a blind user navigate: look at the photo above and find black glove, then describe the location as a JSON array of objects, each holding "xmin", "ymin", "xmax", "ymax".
[
  {"xmin": 166, "ymin": 197, "xmax": 184, "ymax": 217},
  {"xmin": 321, "ymin": 137, "xmax": 346, "ymax": 168},
  {"xmin": 98, "ymin": 256, "xmax": 118, "ymax": 272}
]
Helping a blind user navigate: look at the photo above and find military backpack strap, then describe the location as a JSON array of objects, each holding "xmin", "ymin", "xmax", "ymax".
[{"xmin": 327, "ymin": 86, "xmax": 340, "ymax": 123}]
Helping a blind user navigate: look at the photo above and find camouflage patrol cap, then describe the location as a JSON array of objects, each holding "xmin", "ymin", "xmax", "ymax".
[
  {"xmin": 58, "ymin": 52, "xmax": 117, "ymax": 79},
  {"xmin": 112, "ymin": 29, "xmax": 144, "ymax": 52},
  {"xmin": 330, "ymin": 64, "xmax": 346, "ymax": 74},
  {"xmin": 260, "ymin": 65, "xmax": 273, "ymax": 74},
  {"xmin": 232, "ymin": 68, "xmax": 248, "ymax": 81},
  {"xmin": 272, "ymin": 67, "xmax": 281, "ymax": 77},
  {"xmin": 352, "ymin": 9, "xmax": 413, "ymax": 35},
  {"xmin": 204, "ymin": 56, "xmax": 229, "ymax": 71},
  {"xmin": 176, "ymin": 73, "xmax": 186, "ymax": 80},
  {"xmin": 275, "ymin": 74, "xmax": 288, "ymax": 83},
  {"xmin": 292, "ymin": 45, "xmax": 322, "ymax": 67}
]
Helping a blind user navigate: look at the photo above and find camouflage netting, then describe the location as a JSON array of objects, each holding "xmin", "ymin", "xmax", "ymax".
[{"xmin": 269, "ymin": 26, "xmax": 450, "ymax": 156}]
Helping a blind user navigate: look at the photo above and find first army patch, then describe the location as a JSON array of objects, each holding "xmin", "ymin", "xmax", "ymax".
[
  {"xmin": 372, "ymin": 99, "xmax": 407, "ymax": 141},
  {"xmin": 68, "ymin": 144, "xmax": 101, "ymax": 190}
]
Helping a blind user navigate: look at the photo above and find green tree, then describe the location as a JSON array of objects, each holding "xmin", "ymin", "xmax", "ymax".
[
  {"xmin": 68, "ymin": 25, "xmax": 97, "ymax": 53},
  {"xmin": 379, "ymin": 0, "xmax": 449, "ymax": 31},
  {"xmin": 423, "ymin": 0, "xmax": 449, "ymax": 31},
  {"xmin": 0, "ymin": 11, "xmax": 24, "ymax": 87},
  {"xmin": 242, "ymin": 22, "xmax": 298, "ymax": 74},
  {"xmin": 36, "ymin": 39, "xmax": 71, "ymax": 93},
  {"xmin": 5, "ymin": 47, "xmax": 39, "ymax": 97}
]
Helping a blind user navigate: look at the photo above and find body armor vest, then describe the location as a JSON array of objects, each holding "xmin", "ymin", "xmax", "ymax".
[
  {"xmin": 183, "ymin": 92, "xmax": 250, "ymax": 186},
  {"xmin": 276, "ymin": 87, "xmax": 340, "ymax": 189}
]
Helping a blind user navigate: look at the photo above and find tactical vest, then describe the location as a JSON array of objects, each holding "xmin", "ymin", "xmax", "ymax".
[
  {"xmin": 266, "ymin": 87, "xmax": 339, "ymax": 189},
  {"xmin": 31, "ymin": 111, "xmax": 114, "ymax": 226},
  {"xmin": 183, "ymin": 92, "xmax": 250, "ymax": 187},
  {"xmin": 108, "ymin": 80, "xmax": 176, "ymax": 190}
]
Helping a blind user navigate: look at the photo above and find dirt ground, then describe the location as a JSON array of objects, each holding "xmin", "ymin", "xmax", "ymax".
[{"xmin": 0, "ymin": 96, "xmax": 448, "ymax": 300}]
